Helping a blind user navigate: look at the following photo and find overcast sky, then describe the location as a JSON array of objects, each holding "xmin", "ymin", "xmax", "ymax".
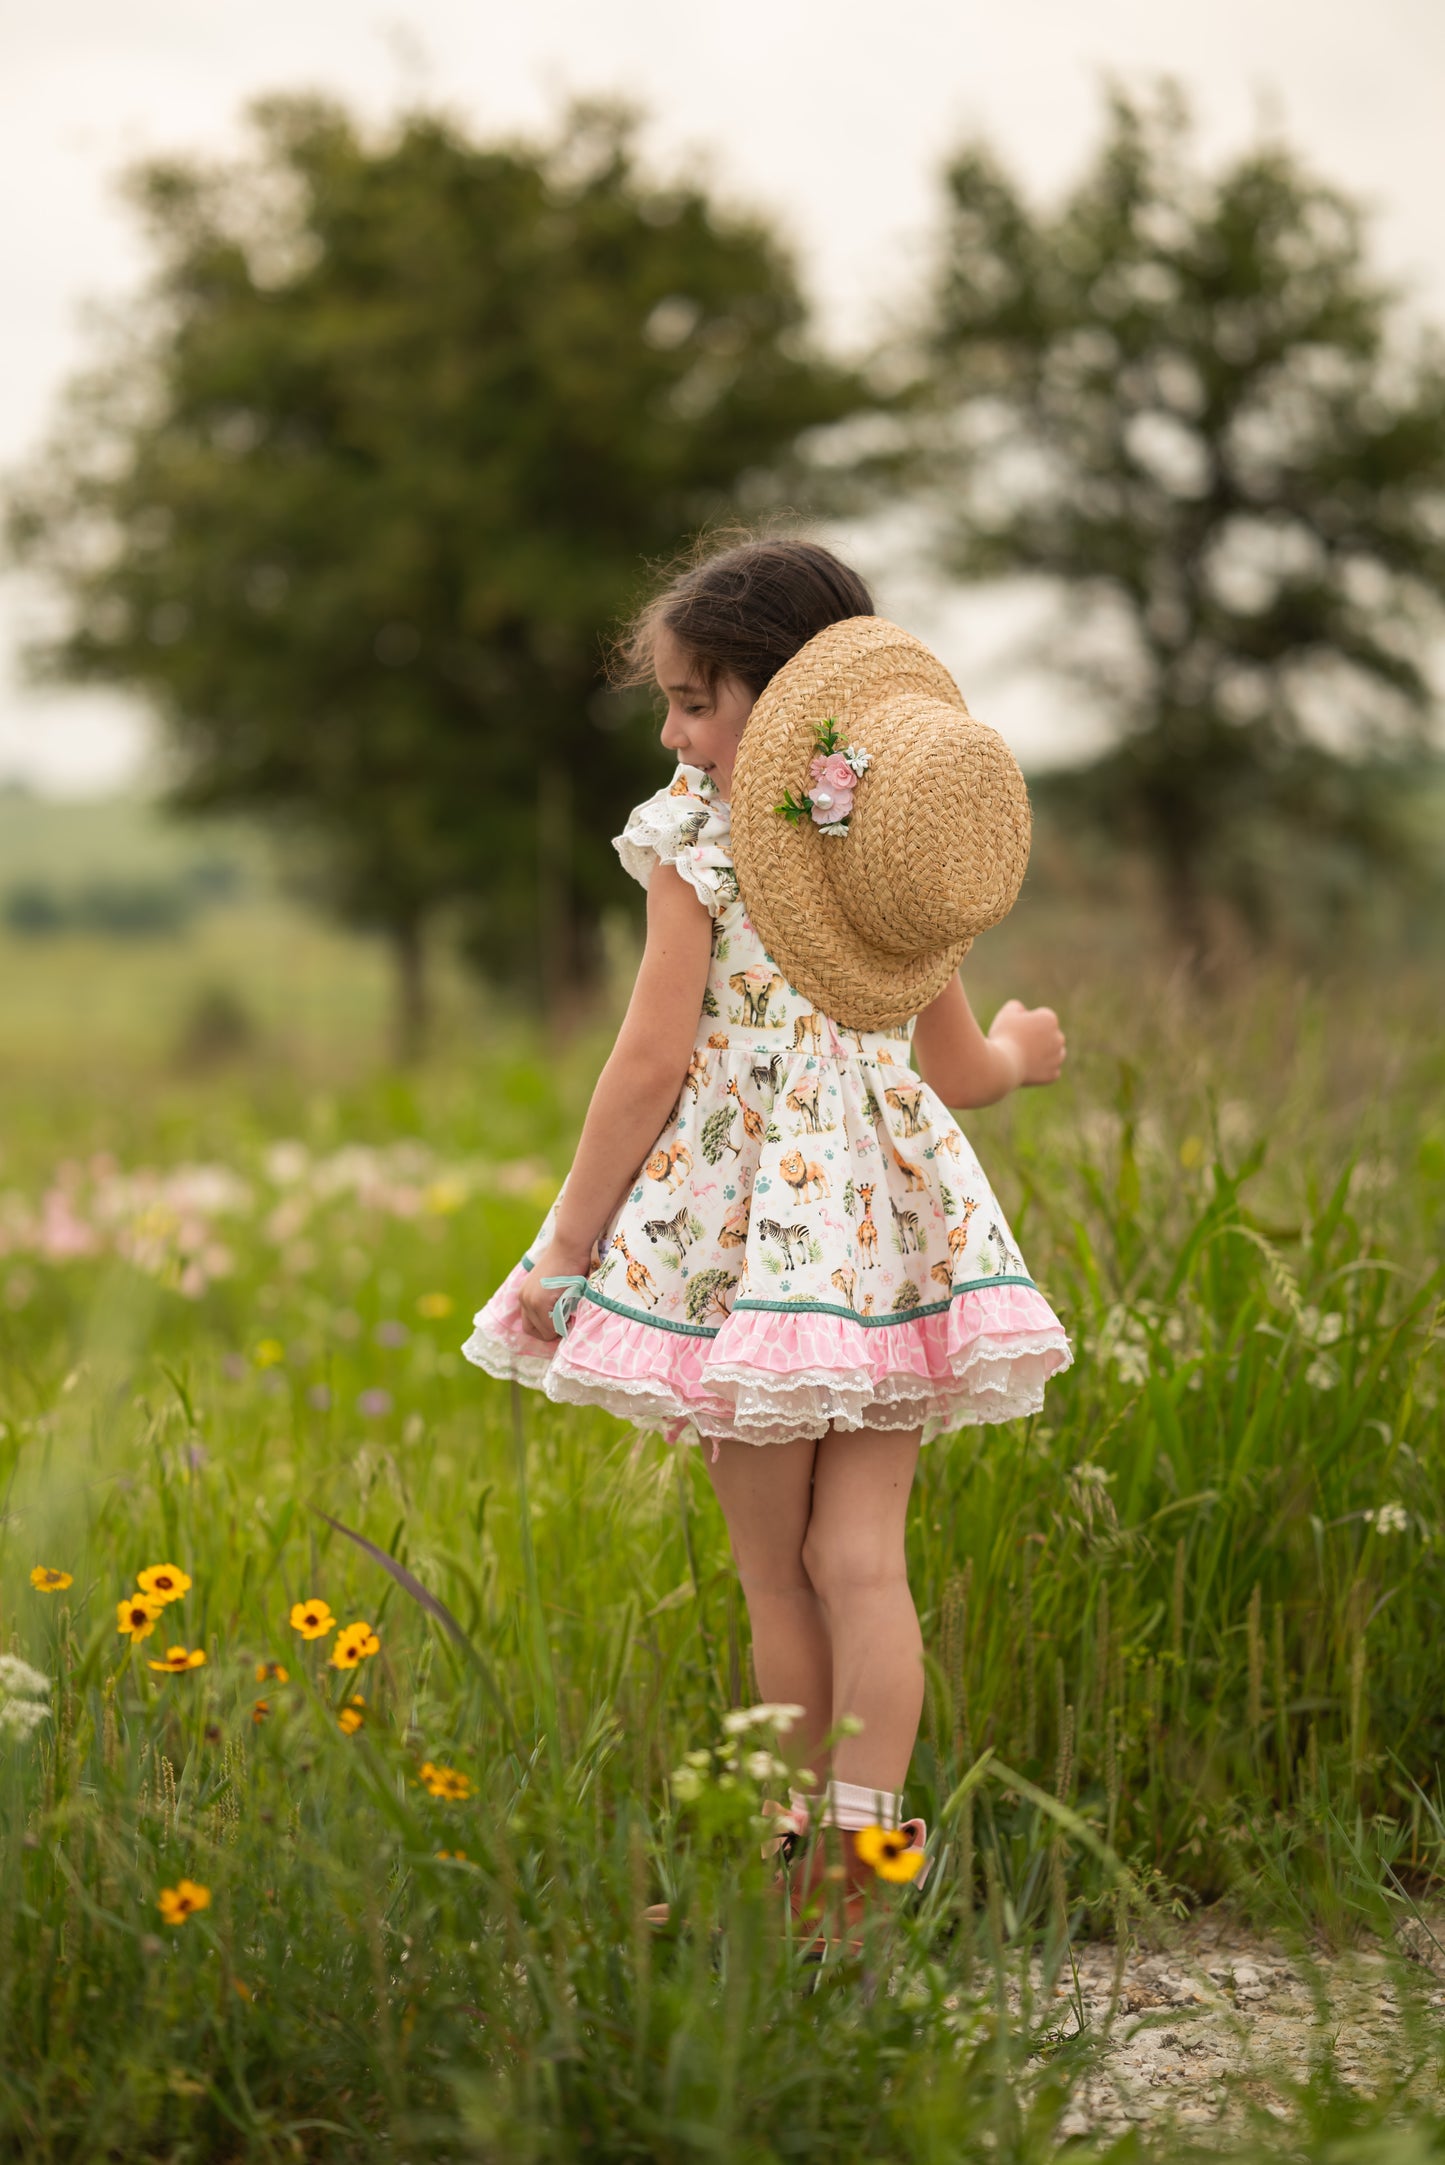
[{"xmin": 3, "ymin": 0, "xmax": 1442, "ymax": 793}]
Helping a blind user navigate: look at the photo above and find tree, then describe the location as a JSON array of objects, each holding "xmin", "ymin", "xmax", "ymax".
[
  {"xmin": 7, "ymin": 97, "xmax": 861, "ymax": 1055},
  {"xmin": 903, "ymin": 83, "xmax": 1445, "ymax": 965}
]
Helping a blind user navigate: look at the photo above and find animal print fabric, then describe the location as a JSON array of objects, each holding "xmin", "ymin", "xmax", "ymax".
[{"xmin": 463, "ymin": 763, "xmax": 1072, "ymax": 1451}]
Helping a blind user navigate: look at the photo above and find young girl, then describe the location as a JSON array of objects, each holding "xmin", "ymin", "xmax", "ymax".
[{"xmin": 465, "ymin": 538, "xmax": 1072, "ymax": 1938}]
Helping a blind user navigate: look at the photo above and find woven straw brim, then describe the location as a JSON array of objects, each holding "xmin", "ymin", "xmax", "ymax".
[{"xmin": 730, "ymin": 618, "xmax": 1031, "ymax": 1032}]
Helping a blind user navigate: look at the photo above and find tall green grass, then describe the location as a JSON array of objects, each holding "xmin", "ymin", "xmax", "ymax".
[{"xmin": 1, "ymin": 932, "xmax": 1443, "ymax": 2159}]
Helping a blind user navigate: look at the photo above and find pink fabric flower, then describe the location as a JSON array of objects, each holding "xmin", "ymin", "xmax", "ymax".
[
  {"xmin": 809, "ymin": 789, "xmax": 853, "ymax": 826},
  {"xmin": 809, "ymin": 752, "xmax": 857, "ymax": 795}
]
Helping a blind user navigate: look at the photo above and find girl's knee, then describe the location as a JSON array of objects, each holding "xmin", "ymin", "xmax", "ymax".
[
  {"xmin": 799, "ymin": 1525, "xmax": 905, "ymax": 1605},
  {"xmin": 736, "ymin": 1562, "xmax": 816, "ymax": 1609}
]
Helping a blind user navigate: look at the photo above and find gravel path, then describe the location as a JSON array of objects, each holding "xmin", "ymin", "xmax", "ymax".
[{"xmin": 956, "ymin": 1907, "xmax": 1445, "ymax": 2140}]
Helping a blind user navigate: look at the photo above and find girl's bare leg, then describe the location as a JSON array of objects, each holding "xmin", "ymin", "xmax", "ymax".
[
  {"xmin": 801, "ymin": 1425, "xmax": 924, "ymax": 1795},
  {"xmin": 701, "ymin": 1434, "xmax": 833, "ymax": 1781}
]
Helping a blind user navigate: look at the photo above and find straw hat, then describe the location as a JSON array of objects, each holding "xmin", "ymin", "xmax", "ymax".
[{"xmin": 730, "ymin": 617, "xmax": 1031, "ymax": 1031}]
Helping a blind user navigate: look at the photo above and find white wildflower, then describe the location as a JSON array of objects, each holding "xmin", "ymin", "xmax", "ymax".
[
  {"xmin": 0, "ymin": 1699, "xmax": 49, "ymax": 1739},
  {"xmin": 0, "ymin": 1656, "xmax": 49, "ymax": 1700},
  {"xmin": 744, "ymin": 1749, "xmax": 788, "ymax": 1782},
  {"xmin": 683, "ymin": 1748, "xmax": 714, "ymax": 1769},
  {"xmin": 1112, "ymin": 1342, "xmax": 1149, "ymax": 1385},
  {"xmin": 1364, "ymin": 1502, "xmax": 1408, "ymax": 1536},
  {"xmin": 1305, "ymin": 1356, "xmax": 1339, "ymax": 1390},
  {"xmin": 1299, "ymin": 1306, "xmax": 1344, "ymax": 1347},
  {"xmin": 722, "ymin": 1700, "xmax": 806, "ymax": 1737},
  {"xmin": 668, "ymin": 1766, "xmax": 705, "ymax": 1802}
]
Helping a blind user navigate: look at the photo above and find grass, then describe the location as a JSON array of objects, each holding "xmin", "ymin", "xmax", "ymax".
[{"xmin": 1, "ymin": 805, "xmax": 1444, "ymax": 2159}]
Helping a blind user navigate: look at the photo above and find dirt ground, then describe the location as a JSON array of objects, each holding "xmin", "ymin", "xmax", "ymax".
[{"xmin": 950, "ymin": 1908, "xmax": 1445, "ymax": 2139}]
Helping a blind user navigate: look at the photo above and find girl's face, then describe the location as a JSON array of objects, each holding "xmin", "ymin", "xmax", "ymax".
[{"xmin": 653, "ymin": 627, "xmax": 755, "ymax": 798}]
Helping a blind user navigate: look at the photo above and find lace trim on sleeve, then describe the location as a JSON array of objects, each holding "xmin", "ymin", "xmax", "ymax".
[{"xmin": 613, "ymin": 764, "xmax": 737, "ymax": 917}]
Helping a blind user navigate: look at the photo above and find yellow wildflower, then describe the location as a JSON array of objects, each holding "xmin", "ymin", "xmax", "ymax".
[
  {"xmin": 255, "ymin": 1660, "xmax": 289, "ymax": 1683},
  {"xmin": 252, "ymin": 1700, "xmax": 271, "ymax": 1724},
  {"xmin": 290, "ymin": 1598, "xmax": 335, "ymax": 1640},
  {"xmin": 329, "ymin": 1621, "xmax": 380, "ymax": 1670},
  {"xmin": 419, "ymin": 1761, "xmax": 473, "ymax": 1801},
  {"xmin": 436, "ymin": 1849, "xmax": 468, "ymax": 1861},
  {"xmin": 157, "ymin": 1879, "xmax": 211, "ymax": 1926},
  {"xmin": 337, "ymin": 1697, "xmax": 366, "ymax": 1735},
  {"xmin": 137, "ymin": 1564, "xmax": 192, "ymax": 1604},
  {"xmin": 416, "ymin": 1291, "xmax": 454, "ymax": 1319},
  {"xmin": 147, "ymin": 1645, "xmax": 207, "ymax": 1673},
  {"xmin": 30, "ymin": 1566, "xmax": 73, "ymax": 1592},
  {"xmin": 853, "ymin": 1824, "xmax": 926, "ymax": 1883},
  {"xmin": 254, "ymin": 1339, "xmax": 286, "ymax": 1368},
  {"xmin": 117, "ymin": 1593, "xmax": 165, "ymax": 1640}
]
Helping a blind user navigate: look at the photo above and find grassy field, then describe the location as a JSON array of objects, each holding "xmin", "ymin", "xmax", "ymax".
[{"xmin": 1, "ymin": 799, "xmax": 1444, "ymax": 2160}]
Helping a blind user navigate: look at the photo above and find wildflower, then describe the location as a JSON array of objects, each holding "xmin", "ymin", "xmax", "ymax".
[
  {"xmin": 1305, "ymin": 1356, "xmax": 1339, "ymax": 1391},
  {"xmin": 147, "ymin": 1645, "xmax": 207, "ymax": 1673},
  {"xmin": 744, "ymin": 1748, "xmax": 788, "ymax": 1781},
  {"xmin": 436, "ymin": 1848, "xmax": 468, "ymax": 1861},
  {"xmin": 306, "ymin": 1385, "xmax": 332, "ymax": 1411},
  {"xmin": 721, "ymin": 1701, "xmax": 807, "ymax": 1737},
  {"xmin": 255, "ymin": 1661, "xmax": 289, "ymax": 1683},
  {"xmin": 329, "ymin": 1621, "xmax": 380, "ymax": 1670},
  {"xmin": 29, "ymin": 1566, "xmax": 72, "ymax": 1592},
  {"xmin": 669, "ymin": 1765, "xmax": 705, "ymax": 1802},
  {"xmin": 254, "ymin": 1339, "xmax": 286, "ymax": 1368},
  {"xmin": 356, "ymin": 1389, "xmax": 393, "ymax": 1419},
  {"xmin": 0, "ymin": 1655, "xmax": 51, "ymax": 1700},
  {"xmin": 416, "ymin": 1292, "xmax": 454, "ymax": 1319},
  {"xmin": 1365, "ymin": 1502, "xmax": 1409, "ymax": 1536},
  {"xmin": 0, "ymin": 1656, "xmax": 51, "ymax": 1739},
  {"xmin": 157, "ymin": 1880, "xmax": 211, "ymax": 1926},
  {"xmin": 290, "ymin": 1598, "xmax": 335, "ymax": 1639},
  {"xmin": 374, "ymin": 1319, "xmax": 409, "ymax": 1347},
  {"xmin": 419, "ymin": 1761, "xmax": 473, "ymax": 1800},
  {"xmin": 0, "ymin": 1699, "xmax": 49, "ymax": 1739},
  {"xmin": 117, "ymin": 1594, "xmax": 166, "ymax": 1640},
  {"xmin": 337, "ymin": 1697, "xmax": 366, "ymax": 1735},
  {"xmin": 854, "ymin": 1824, "xmax": 927, "ymax": 1883},
  {"xmin": 252, "ymin": 1700, "xmax": 271, "ymax": 1724},
  {"xmin": 137, "ymin": 1565, "xmax": 192, "ymax": 1604}
]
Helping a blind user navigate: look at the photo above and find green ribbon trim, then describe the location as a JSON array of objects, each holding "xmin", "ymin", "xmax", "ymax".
[{"xmin": 558, "ymin": 1273, "xmax": 1039, "ymax": 1340}]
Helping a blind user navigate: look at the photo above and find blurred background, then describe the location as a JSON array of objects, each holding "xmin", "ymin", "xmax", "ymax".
[{"xmin": 3, "ymin": 0, "xmax": 1443, "ymax": 1085}]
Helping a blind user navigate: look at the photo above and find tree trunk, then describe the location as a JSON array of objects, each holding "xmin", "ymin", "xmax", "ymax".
[{"xmin": 391, "ymin": 916, "xmax": 428, "ymax": 1065}]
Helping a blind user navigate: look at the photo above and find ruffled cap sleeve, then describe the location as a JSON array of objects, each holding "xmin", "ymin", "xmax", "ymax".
[{"xmin": 613, "ymin": 764, "xmax": 738, "ymax": 917}]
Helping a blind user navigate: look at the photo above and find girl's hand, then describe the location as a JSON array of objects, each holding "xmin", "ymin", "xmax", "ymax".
[
  {"xmin": 987, "ymin": 998, "xmax": 1066, "ymax": 1089},
  {"xmin": 517, "ymin": 1236, "xmax": 596, "ymax": 1346}
]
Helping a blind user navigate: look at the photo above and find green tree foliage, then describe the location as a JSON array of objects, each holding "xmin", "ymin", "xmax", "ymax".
[
  {"xmin": 684, "ymin": 1267, "xmax": 737, "ymax": 1326},
  {"xmin": 7, "ymin": 97, "xmax": 860, "ymax": 1053},
  {"xmin": 906, "ymin": 83, "xmax": 1445, "ymax": 962}
]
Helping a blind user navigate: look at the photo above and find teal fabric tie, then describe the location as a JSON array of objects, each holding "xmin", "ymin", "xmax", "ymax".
[{"xmin": 540, "ymin": 1273, "xmax": 589, "ymax": 1337}]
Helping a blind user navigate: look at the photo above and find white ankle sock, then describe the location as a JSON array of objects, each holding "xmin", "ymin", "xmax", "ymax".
[{"xmin": 817, "ymin": 1777, "xmax": 903, "ymax": 1832}]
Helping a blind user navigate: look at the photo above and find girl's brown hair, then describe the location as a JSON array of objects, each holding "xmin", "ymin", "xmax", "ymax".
[{"xmin": 613, "ymin": 533, "xmax": 875, "ymax": 698}]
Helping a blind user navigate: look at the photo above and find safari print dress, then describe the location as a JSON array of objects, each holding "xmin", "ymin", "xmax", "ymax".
[{"xmin": 464, "ymin": 764, "xmax": 1072, "ymax": 1456}]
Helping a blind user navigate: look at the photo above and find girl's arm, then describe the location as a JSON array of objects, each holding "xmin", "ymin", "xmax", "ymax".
[
  {"xmin": 517, "ymin": 864, "xmax": 713, "ymax": 1344},
  {"xmin": 911, "ymin": 976, "xmax": 1066, "ymax": 1110}
]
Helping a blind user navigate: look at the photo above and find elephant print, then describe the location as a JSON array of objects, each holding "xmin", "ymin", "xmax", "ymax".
[{"xmin": 728, "ymin": 968, "xmax": 786, "ymax": 1027}]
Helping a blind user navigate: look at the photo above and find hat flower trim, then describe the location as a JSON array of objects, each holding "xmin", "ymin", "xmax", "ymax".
[{"xmin": 774, "ymin": 718, "xmax": 872, "ymax": 838}]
